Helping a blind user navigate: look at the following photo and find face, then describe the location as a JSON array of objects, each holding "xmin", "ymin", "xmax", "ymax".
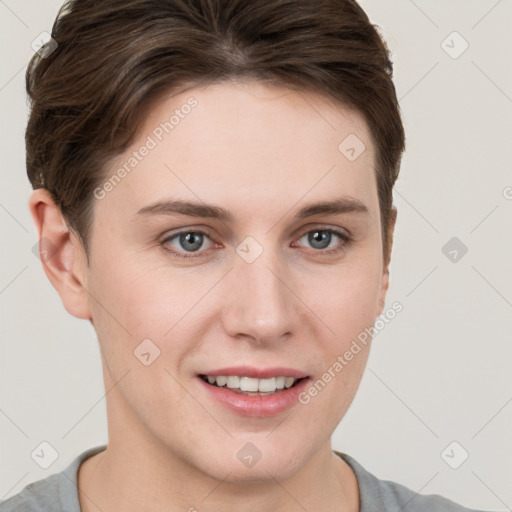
[{"xmin": 66, "ymin": 80, "xmax": 391, "ymax": 481}]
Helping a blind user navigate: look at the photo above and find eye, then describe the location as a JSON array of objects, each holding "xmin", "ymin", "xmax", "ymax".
[
  {"xmin": 294, "ymin": 227, "xmax": 352, "ymax": 255},
  {"xmin": 161, "ymin": 230, "xmax": 214, "ymax": 258}
]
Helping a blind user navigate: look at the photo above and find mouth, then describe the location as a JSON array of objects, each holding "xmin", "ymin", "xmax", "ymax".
[{"xmin": 199, "ymin": 374, "xmax": 307, "ymax": 396}]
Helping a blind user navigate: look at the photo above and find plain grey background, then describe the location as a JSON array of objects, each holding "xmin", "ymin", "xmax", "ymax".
[{"xmin": 0, "ymin": 0, "xmax": 511, "ymax": 509}]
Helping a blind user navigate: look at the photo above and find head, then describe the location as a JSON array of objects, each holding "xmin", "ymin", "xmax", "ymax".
[{"xmin": 27, "ymin": 0, "xmax": 405, "ymax": 482}]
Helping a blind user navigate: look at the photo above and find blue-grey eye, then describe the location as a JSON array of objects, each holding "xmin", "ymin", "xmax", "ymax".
[
  {"xmin": 301, "ymin": 230, "xmax": 339, "ymax": 250},
  {"xmin": 165, "ymin": 231, "xmax": 211, "ymax": 253},
  {"xmin": 177, "ymin": 232, "xmax": 204, "ymax": 252}
]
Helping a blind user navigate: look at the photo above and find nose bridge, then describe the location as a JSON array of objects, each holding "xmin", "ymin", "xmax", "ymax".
[{"xmin": 222, "ymin": 239, "xmax": 297, "ymax": 343}]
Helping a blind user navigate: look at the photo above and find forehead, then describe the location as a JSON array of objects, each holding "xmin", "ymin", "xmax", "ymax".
[
  {"xmin": 99, "ymin": 80, "xmax": 378, "ymax": 224},
  {"xmin": 142, "ymin": 79, "xmax": 374, "ymax": 161}
]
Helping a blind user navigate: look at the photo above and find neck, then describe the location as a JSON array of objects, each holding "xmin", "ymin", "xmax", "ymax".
[{"xmin": 79, "ymin": 444, "xmax": 359, "ymax": 512}]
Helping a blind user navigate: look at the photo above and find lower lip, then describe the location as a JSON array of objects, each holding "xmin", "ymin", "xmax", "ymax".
[{"xmin": 197, "ymin": 376, "xmax": 310, "ymax": 417}]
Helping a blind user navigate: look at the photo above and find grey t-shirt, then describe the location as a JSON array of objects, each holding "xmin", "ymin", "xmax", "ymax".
[{"xmin": 0, "ymin": 445, "xmax": 487, "ymax": 511}]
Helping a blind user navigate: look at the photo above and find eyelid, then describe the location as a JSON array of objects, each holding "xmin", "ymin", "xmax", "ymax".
[{"xmin": 294, "ymin": 223, "xmax": 351, "ymax": 240}]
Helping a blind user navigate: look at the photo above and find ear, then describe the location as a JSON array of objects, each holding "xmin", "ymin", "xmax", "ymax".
[
  {"xmin": 376, "ymin": 206, "xmax": 397, "ymax": 317},
  {"xmin": 29, "ymin": 189, "xmax": 92, "ymax": 320}
]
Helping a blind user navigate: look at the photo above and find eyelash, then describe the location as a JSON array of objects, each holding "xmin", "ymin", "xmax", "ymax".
[{"xmin": 161, "ymin": 226, "xmax": 353, "ymax": 260}]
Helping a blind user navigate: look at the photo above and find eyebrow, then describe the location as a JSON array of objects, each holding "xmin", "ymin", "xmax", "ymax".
[{"xmin": 135, "ymin": 197, "xmax": 368, "ymax": 222}]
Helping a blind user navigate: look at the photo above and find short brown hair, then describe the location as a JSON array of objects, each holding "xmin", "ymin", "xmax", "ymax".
[{"xmin": 26, "ymin": 0, "xmax": 405, "ymax": 263}]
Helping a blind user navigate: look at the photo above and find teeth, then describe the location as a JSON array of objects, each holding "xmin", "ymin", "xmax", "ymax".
[
  {"xmin": 258, "ymin": 377, "xmax": 275, "ymax": 392},
  {"xmin": 240, "ymin": 377, "xmax": 259, "ymax": 392},
  {"xmin": 215, "ymin": 375, "xmax": 227, "ymax": 387},
  {"xmin": 226, "ymin": 376, "xmax": 240, "ymax": 388},
  {"xmin": 203, "ymin": 375, "xmax": 300, "ymax": 393},
  {"xmin": 284, "ymin": 377, "xmax": 295, "ymax": 388}
]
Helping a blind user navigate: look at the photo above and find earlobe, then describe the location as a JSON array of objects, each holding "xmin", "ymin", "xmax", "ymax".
[
  {"xmin": 376, "ymin": 207, "xmax": 397, "ymax": 316},
  {"xmin": 29, "ymin": 189, "xmax": 92, "ymax": 320},
  {"xmin": 377, "ymin": 272, "xmax": 389, "ymax": 316}
]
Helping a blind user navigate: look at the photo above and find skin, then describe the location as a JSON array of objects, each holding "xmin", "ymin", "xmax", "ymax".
[{"xmin": 29, "ymin": 80, "xmax": 396, "ymax": 512}]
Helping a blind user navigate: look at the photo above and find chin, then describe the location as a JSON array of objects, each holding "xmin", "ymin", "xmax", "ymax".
[
  {"xmin": 210, "ymin": 459, "xmax": 301, "ymax": 485},
  {"xmin": 192, "ymin": 438, "xmax": 310, "ymax": 484}
]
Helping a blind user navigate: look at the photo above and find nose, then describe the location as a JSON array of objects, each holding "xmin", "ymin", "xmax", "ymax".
[{"xmin": 220, "ymin": 248, "xmax": 299, "ymax": 346}]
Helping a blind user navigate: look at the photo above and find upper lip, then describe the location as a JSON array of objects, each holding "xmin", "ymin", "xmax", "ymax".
[{"xmin": 199, "ymin": 366, "xmax": 309, "ymax": 379}]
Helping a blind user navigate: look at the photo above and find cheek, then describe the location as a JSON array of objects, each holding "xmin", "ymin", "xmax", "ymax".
[
  {"xmin": 86, "ymin": 255, "xmax": 199, "ymax": 427},
  {"xmin": 299, "ymin": 335, "xmax": 371, "ymax": 429},
  {"xmin": 86, "ymin": 250, "xmax": 219, "ymax": 391},
  {"xmin": 293, "ymin": 257, "xmax": 380, "ymax": 410},
  {"xmin": 89, "ymin": 251, "xmax": 189, "ymax": 335},
  {"xmin": 300, "ymin": 258, "xmax": 383, "ymax": 341}
]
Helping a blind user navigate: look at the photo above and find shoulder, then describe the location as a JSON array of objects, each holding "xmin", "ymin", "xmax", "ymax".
[
  {"xmin": 334, "ymin": 451, "xmax": 489, "ymax": 512},
  {"xmin": 0, "ymin": 474, "xmax": 61, "ymax": 512},
  {"xmin": 0, "ymin": 445, "xmax": 107, "ymax": 512}
]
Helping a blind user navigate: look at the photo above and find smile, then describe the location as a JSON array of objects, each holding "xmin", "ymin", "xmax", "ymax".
[{"xmin": 199, "ymin": 375, "xmax": 304, "ymax": 395}]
